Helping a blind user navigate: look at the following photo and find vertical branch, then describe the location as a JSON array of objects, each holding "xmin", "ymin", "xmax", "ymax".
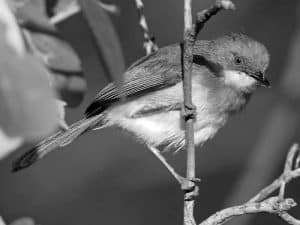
[
  {"xmin": 182, "ymin": 1, "xmax": 235, "ymax": 225},
  {"xmin": 134, "ymin": 0, "xmax": 158, "ymax": 55},
  {"xmin": 183, "ymin": 0, "xmax": 196, "ymax": 224}
]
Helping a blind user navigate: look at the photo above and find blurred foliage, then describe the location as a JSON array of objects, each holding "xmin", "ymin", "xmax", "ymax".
[
  {"xmin": 0, "ymin": 35, "xmax": 58, "ymax": 139},
  {"xmin": 24, "ymin": 31, "xmax": 86, "ymax": 107},
  {"xmin": 0, "ymin": 130, "xmax": 22, "ymax": 161},
  {"xmin": 0, "ymin": 0, "xmax": 58, "ymax": 158},
  {"xmin": 79, "ymin": 0, "xmax": 125, "ymax": 84},
  {"xmin": 12, "ymin": 0, "xmax": 56, "ymax": 35},
  {"xmin": 12, "ymin": 0, "xmax": 87, "ymax": 107},
  {"xmin": 9, "ymin": 218, "xmax": 35, "ymax": 225},
  {"xmin": 0, "ymin": 217, "xmax": 35, "ymax": 225},
  {"xmin": 0, "ymin": 0, "xmax": 125, "ymax": 160}
]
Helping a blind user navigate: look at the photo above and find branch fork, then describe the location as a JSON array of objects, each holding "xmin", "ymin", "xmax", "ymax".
[{"xmin": 200, "ymin": 144, "xmax": 300, "ymax": 225}]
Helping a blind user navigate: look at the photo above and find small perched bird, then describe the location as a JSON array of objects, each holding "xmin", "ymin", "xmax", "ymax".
[{"xmin": 13, "ymin": 33, "xmax": 270, "ymax": 182}]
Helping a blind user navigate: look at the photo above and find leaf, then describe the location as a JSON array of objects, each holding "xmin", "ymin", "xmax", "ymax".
[
  {"xmin": 52, "ymin": 0, "xmax": 77, "ymax": 15},
  {"xmin": 0, "ymin": 128, "xmax": 23, "ymax": 160},
  {"xmin": 12, "ymin": 0, "xmax": 57, "ymax": 35},
  {"xmin": 56, "ymin": 99, "xmax": 68, "ymax": 129},
  {"xmin": 52, "ymin": 72, "xmax": 86, "ymax": 107},
  {"xmin": 49, "ymin": 0, "xmax": 80, "ymax": 24},
  {"xmin": 51, "ymin": 0, "xmax": 75, "ymax": 15},
  {"xmin": 29, "ymin": 32, "xmax": 82, "ymax": 72},
  {"xmin": 13, "ymin": 0, "xmax": 87, "ymax": 107},
  {"xmin": 0, "ymin": 24, "xmax": 58, "ymax": 139},
  {"xmin": 78, "ymin": 0, "xmax": 125, "ymax": 84},
  {"xmin": 51, "ymin": 0, "xmax": 119, "ymax": 16},
  {"xmin": 0, "ymin": 0, "xmax": 25, "ymax": 55},
  {"xmin": 0, "ymin": 217, "xmax": 6, "ymax": 225},
  {"xmin": 10, "ymin": 218, "xmax": 35, "ymax": 225},
  {"xmin": 25, "ymin": 31, "xmax": 87, "ymax": 106},
  {"xmin": 96, "ymin": 1, "xmax": 120, "ymax": 14},
  {"xmin": 49, "ymin": 0, "xmax": 119, "ymax": 24}
]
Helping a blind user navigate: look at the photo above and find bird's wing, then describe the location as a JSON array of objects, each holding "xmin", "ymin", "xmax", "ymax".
[{"xmin": 85, "ymin": 45, "xmax": 182, "ymax": 117}]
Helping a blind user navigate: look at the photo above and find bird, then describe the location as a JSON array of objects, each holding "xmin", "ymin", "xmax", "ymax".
[{"xmin": 12, "ymin": 33, "xmax": 270, "ymax": 186}]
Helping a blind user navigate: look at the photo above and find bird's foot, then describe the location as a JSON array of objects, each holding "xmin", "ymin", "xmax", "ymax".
[
  {"xmin": 177, "ymin": 175, "xmax": 201, "ymax": 199},
  {"xmin": 181, "ymin": 103, "xmax": 197, "ymax": 120}
]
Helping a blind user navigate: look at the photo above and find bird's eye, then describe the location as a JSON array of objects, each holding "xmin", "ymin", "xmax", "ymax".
[{"xmin": 234, "ymin": 56, "xmax": 242, "ymax": 65}]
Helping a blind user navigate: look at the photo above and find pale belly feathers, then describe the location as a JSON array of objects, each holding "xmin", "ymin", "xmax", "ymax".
[{"xmin": 103, "ymin": 82, "xmax": 230, "ymax": 151}]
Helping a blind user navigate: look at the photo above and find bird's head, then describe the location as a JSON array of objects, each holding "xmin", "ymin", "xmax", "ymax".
[{"xmin": 194, "ymin": 33, "xmax": 270, "ymax": 92}]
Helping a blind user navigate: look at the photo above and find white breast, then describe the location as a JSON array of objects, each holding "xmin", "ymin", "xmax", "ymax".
[
  {"xmin": 104, "ymin": 78, "xmax": 230, "ymax": 151},
  {"xmin": 108, "ymin": 108, "xmax": 185, "ymax": 148},
  {"xmin": 106, "ymin": 104, "xmax": 226, "ymax": 151}
]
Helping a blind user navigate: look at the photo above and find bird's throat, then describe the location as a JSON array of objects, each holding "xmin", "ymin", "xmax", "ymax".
[{"xmin": 222, "ymin": 70, "xmax": 257, "ymax": 92}]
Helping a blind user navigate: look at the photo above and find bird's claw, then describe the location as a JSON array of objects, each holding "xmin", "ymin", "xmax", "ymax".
[
  {"xmin": 181, "ymin": 103, "xmax": 197, "ymax": 120},
  {"xmin": 178, "ymin": 176, "xmax": 201, "ymax": 199}
]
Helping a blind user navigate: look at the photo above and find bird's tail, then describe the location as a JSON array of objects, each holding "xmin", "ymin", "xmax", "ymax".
[{"xmin": 12, "ymin": 114, "xmax": 105, "ymax": 172}]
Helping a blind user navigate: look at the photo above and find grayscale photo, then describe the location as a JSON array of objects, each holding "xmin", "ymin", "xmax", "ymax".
[{"xmin": 0, "ymin": 1, "xmax": 299, "ymax": 225}]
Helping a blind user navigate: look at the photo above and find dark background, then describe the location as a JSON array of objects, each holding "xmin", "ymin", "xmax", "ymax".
[{"xmin": 1, "ymin": 0, "xmax": 300, "ymax": 225}]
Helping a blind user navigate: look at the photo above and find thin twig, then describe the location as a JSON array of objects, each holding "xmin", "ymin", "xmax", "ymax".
[
  {"xmin": 195, "ymin": 0, "xmax": 235, "ymax": 35},
  {"xmin": 199, "ymin": 144, "xmax": 300, "ymax": 225},
  {"xmin": 134, "ymin": 0, "xmax": 158, "ymax": 55},
  {"xmin": 200, "ymin": 197, "xmax": 296, "ymax": 225},
  {"xmin": 249, "ymin": 144, "xmax": 300, "ymax": 203},
  {"xmin": 279, "ymin": 212, "xmax": 300, "ymax": 225},
  {"xmin": 280, "ymin": 143, "xmax": 298, "ymax": 199},
  {"xmin": 183, "ymin": 0, "xmax": 197, "ymax": 224},
  {"xmin": 182, "ymin": 1, "xmax": 235, "ymax": 225}
]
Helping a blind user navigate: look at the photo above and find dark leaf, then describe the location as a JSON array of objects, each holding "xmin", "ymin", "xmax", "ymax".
[{"xmin": 78, "ymin": 0, "xmax": 125, "ymax": 84}]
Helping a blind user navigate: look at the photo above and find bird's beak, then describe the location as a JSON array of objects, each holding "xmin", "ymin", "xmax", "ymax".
[{"xmin": 248, "ymin": 71, "xmax": 270, "ymax": 88}]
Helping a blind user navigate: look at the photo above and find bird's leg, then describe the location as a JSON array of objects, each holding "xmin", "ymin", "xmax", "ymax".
[{"xmin": 147, "ymin": 145, "xmax": 200, "ymax": 193}]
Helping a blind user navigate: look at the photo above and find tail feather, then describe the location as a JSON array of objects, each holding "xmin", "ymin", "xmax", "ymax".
[{"xmin": 12, "ymin": 115, "xmax": 104, "ymax": 172}]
